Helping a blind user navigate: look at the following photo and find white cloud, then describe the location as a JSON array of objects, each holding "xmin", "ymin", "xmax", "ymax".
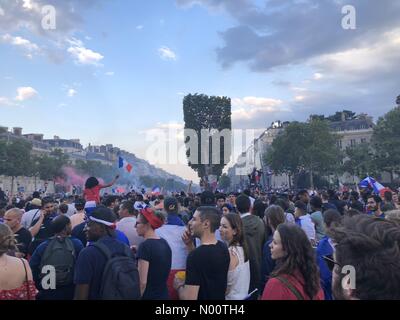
[
  {"xmin": 15, "ymin": 87, "xmax": 38, "ymax": 101},
  {"xmin": 232, "ymin": 96, "xmax": 286, "ymax": 121},
  {"xmin": 0, "ymin": 97, "xmax": 13, "ymax": 106},
  {"xmin": 158, "ymin": 46, "xmax": 177, "ymax": 61},
  {"xmin": 58, "ymin": 103, "xmax": 67, "ymax": 108},
  {"xmin": 295, "ymin": 95, "xmax": 306, "ymax": 102},
  {"xmin": 67, "ymin": 89, "xmax": 77, "ymax": 97},
  {"xmin": 0, "ymin": 6, "xmax": 4, "ymax": 16},
  {"xmin": 67, "ymin": 38, "xmax": 104, "ymax": 66},
  {"xmin": 105, "ymin": 71, "xmax": 115, "ymax": 76},
  {"xmin": 136, "ymin": 25, "xmax": 144, "ymax": 30},
  {"xmin": 1, "ymin": 34, "xmax": 40, "ymax": 55},
  {"xmin": 22, "ymin": 0, "xmax": 40, "ymax": 11},
  {"xmin": 313, "ymin": 73, "xmax": 323, "ymax": 80}
]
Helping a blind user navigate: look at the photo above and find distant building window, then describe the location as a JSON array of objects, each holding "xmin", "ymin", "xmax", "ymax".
[
  {"xmin": 361, "ymin": 138, "xmax": 367, "ymax": 144},
  {"xmin": 350, "ymin": 139, "xmax": 356, "ymax": 147},
  {"xmin": 337, "ymin": 140, "xmax": 342, "ymax": 148}
]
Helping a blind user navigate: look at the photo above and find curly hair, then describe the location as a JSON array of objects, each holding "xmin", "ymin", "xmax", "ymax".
[
  {"xmin": 85, "ymin": 177, "xmax": 99, "ymax": 189},
  {"xmin": 330, "ymin": 215, "xmax": 400, "ymax": 300},
  {"xmin": 272, "ymin": 223, "xmax": 321, "ymax": 299},
  {"xmin": 0, "ymin": 223, "xmax": 18, "ymax": 256}
]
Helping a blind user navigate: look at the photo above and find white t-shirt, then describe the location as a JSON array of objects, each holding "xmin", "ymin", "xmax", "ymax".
[
  {"xmin": 298, "ymin": 214, "xmax": 316, "ymax": 242},
  {"xmin": 117, "ymin": 217, "xmax": 144, "ymax": 247},
  {"xmin": 21, "ymin": 209, "xmax": 41, "ymax": 229},
  {"xmin": 156, "ymin": 224, "xmax": 187, "ymax": 270}
]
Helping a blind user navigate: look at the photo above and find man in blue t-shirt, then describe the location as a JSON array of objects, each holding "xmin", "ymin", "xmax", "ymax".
[
  {"xmin": 74, "ymin": 207, "xmax": 131, "ymax": 300},
  {"xmin": 30, "ymin": 215, "xmax": 83, "ymax": 300}
]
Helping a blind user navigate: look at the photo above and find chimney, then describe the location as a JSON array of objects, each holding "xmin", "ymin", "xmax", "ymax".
[
  {"xmin": 13, "ymin": 127, "xmax": 22, "ymax": 136},
  {"xmin": 54, "ymin": 135, "xmax": 60, "ymax": 140}
]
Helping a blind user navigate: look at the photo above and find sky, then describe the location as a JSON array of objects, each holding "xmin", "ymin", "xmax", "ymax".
[{"xmin": 1, "ymin": 0, "xmax": 400, "ymax": 182}]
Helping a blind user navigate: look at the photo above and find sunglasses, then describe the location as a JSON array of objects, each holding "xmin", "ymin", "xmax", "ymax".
[{"xmin": 322, "ymin": 255, "xmax": 342, "ymax": 272}]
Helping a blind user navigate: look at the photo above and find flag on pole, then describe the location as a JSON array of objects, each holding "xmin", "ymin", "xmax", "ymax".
[
  {"xmin": 359, "ymin": 177, "xmax": 385, "ymax": 194},
  {"xmin": 118, "ymin": 156, "xmax": 133, "ymax": 173},
  {"xmin": 152, "ymin": 186, "xmax": 161, "ymax": 195}
]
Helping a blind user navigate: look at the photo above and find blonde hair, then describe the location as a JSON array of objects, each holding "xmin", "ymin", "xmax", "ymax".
[
  {"xmin": 386, "ymin": 210, "xmax": 400, "ymax": 225},
  {"xmin": 0, "ymin": 223, "xmax": 18, "ymax": 256}
]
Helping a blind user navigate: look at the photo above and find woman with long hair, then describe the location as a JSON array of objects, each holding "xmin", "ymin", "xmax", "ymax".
[
  {"xmin": 261, "ymin": 223, "xmax": 324, "ymax": 300},
  {"xmin": 261, "ymin": 205, "xmax": 286, "ymax": 290},
  {"xmin": 0, "ymin": 224, "xmax": 37, "ymax": 300},
  {"xmin": 83, "ymin": 175, "xmax": 119, "ymax": 204},
  {"xmin": 219, "ymin": 213, "xmax": 250, "ymax": 300}
]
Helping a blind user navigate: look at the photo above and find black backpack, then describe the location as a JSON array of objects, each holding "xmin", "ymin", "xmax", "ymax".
[
  {"xmin": 92, "ymin": 242, "xmax": 141, "ymax": 300},
  {"xmin": 40, "ymin": 237, "xmax": 76, "ymax": 287}
]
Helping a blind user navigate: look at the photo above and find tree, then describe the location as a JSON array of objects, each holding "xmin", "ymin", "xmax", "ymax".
[
  {"xmin": 326, "ymin": 110, "xmax": 356, "ymax": 122},
  {"xmin": 266, "ymin": 120, "xmax": 342, "ymax": 189},
  {"xmin": 2, "ymin": 140, "xmax": 33, "ymax": 196},
  {"xmin": 183, "ymin": 94, "xmax": 232, "ymax": 182},
  {"xmin": 371, "ymin": 105, "xmax": 400, "ymax": 181},
  {"xmin": 343, "ymin": 143, "xmax": 377, "ymax": 181}
]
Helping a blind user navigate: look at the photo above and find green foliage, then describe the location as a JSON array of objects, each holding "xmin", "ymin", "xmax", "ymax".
[
  {"xmin": 183, "ymin": 93, "xmax": 232, "ymax": 179},
  {"xmin": 139, "ymin": 175, "xmax": 186, "ymax": 192},
  {"xmin": 343, "ymin": 143, "xmax": 377, "ymax": 178},
  {"xmin": 1, "ymin": 139, "xmax": 33, "ymax": 177},
  {"xmin": 371, "ymin": 106, "xmax": 400, "ymax": 175},
  {"xmin": 265, "ymin": 120, "xmax": 343, "ymax": 188}
]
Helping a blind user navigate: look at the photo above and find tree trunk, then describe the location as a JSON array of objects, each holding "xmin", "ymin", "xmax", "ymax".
[
  {"xmin": 10, "ymin": 176, "xmax": 14, "ymax": 201},
  {"xmin": 310, "ymin": 170, "xmax": 314, "ymax": 190},
  {"xmin": 288, "ymin": 174, "xmax": 292, "ymax": 189}
]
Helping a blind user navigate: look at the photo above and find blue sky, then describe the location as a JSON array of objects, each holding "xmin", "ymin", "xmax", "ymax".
[{"xmin": 1, "ymin": 0, "xmax": 400, "ymax": 182}]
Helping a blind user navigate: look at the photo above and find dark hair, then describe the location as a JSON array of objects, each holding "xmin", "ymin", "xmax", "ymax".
[
  {"xmin": 345, "ymin": 208, "xmax": 362, "ymax": 217},
  {"xmin": 384, "ymin": 191, "xmax": 393, "ymax": 202},
  {"xmin": 41, "ymin": 197, "xmax": 54, "ymax": 208},
  {"xmin": 196, "ymin": 206, "xmax": 221, "ymax": 233},
  {"xmin": 59, "ymin": 203, "xmax": 69, "ymax": 214},
  {"xmin": 252, "ymin": 200, "xmax": 267, "ymax": 219},
  {"xmin": 275, "ymin": 198, "xmax": 289, "ymax": 212},
  {"xmin": 74, "ymin": 198, "xmax": 85, "ymax": 211},
  {"xmin": 323, "ymin": 209, "xmax": 342, "ymax": 229},
  {"xmin": 85, "ymin": 177, "xmax": 99, "ymax": 189},
  {"xmin": 330, "ymin": 215, "xmax": 400, "ymax": 299},
  {"xmin": 236, "ymin": 195, "xmax": 251, "ymax": 214},
  {"xmin": 273, "ymin": 223, "xmax": 321, "ymax": 299},
  {"xmin": 350, "ymin": 191, "xmax": 359, "ymax": 200},
  {"xmin": 297, "ymin": 189, "xmax": 309, "ymax": 197},
  {"xmin": 368, "ymin": 194, "xmax": 382, "ymax": 204},
  {"xmin": 222, "ymin": 213, "xmax": 249, "ymax": 262},
  {"xmin": 51, "ymin": 215, "xmax": 71, "ymax": 234},
  {"xmin": 310, "ymin": 196, "xmax": 322, "ymax": 209},
  {"xmin": 216, "ymin": 193, "xmax": 226, "ymax": 201},
  {"xmin": 103, "ymin": 196, "xmax": 118, "ymax": 207},
  {"xmin": 200, "ymin": 191, "xmax": 216, "ymax": 206},
  {"xmin": 264, "ymin": 205, "xmax": 285, "ymax": 231},
  {"xmin": 32, "ymin": 191, "xmax": 41, "ymax": 199},
  {"xmin": 120, "ymin": 200, "xmax": 134, "ymax": 215}
]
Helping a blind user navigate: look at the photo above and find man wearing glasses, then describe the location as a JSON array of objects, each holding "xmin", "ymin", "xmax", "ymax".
[{"xmin": 329, "ymin": 215, "xmax": 400, "ymax": 300}]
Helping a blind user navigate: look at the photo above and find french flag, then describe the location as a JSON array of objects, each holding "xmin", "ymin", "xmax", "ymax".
[
  {"xmin": 152, "ymin": 186, "xmax": 161, "ymax": 195},
  {"xmin": 359, "ymin": 176, "xmax": 385, "ymax": 194},
  {"xmin": 118, "ymin": 156, "xmax": 133, "ymax": 173}
]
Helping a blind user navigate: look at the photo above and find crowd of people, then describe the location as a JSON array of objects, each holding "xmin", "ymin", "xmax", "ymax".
[{"xmin": 1, "ymin": 178, "xmax": 400, "ymax": 300}]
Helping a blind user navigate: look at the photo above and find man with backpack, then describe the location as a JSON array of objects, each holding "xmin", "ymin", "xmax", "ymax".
[
  {"xmin": 74, "ymin": 207, "xmax": 140, "ymax": 300},
  {"xmin": 29, "ymin": 215, "xmax": 84, "ymax": 300}
]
